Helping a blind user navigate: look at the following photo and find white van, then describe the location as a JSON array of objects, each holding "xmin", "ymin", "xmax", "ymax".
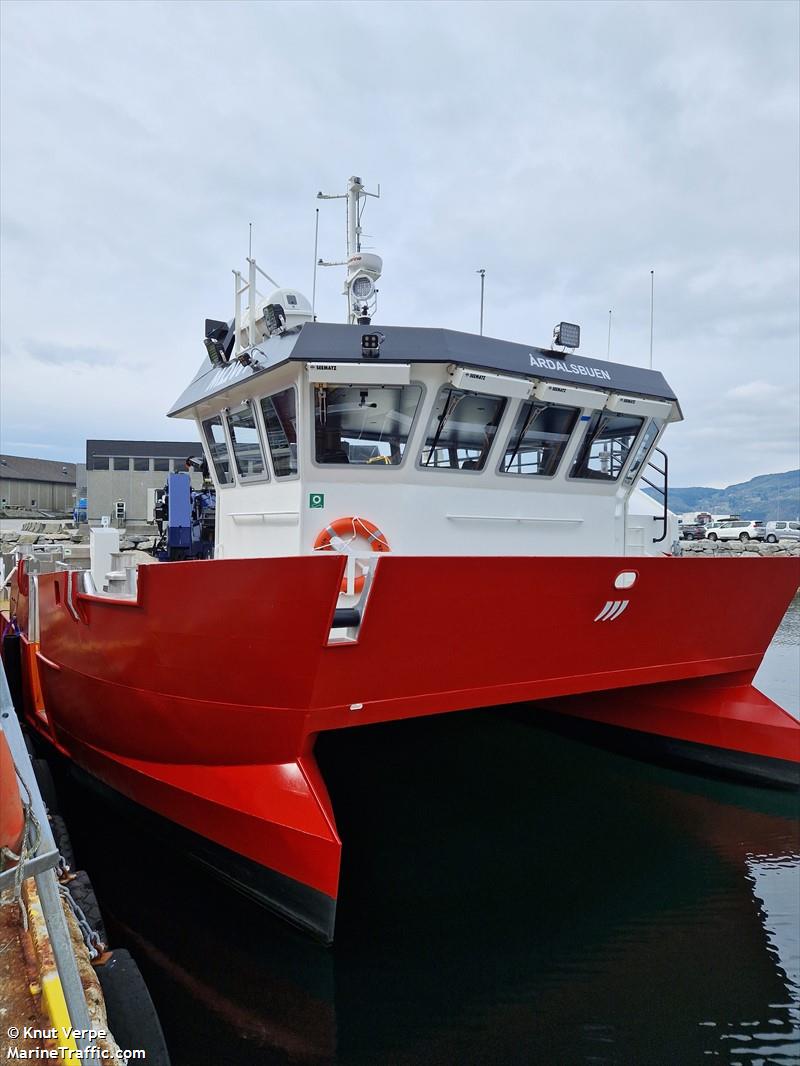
[
  {"xmin": 705, "ymin": 519, "xmax": 766, "ymax": 542},
  {"xmin": 765, "ymin": 520, "xmax": 800, "ymax": 543}
]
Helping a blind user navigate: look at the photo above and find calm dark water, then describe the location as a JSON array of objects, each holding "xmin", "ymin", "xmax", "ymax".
[{"xmin": 59, "ymin": 600, "xmax": 800, "ymax": 1066}]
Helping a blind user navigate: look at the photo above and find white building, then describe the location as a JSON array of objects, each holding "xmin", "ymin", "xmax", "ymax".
[{"xmin": 85, "ymin": 439, "xmax": 202, "ymax": 523}]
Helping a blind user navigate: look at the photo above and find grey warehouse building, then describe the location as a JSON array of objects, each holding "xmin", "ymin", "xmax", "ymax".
[
  {"xmin": 0, "ymin": 454, "xmax": 77, "ymax": 513},
  {"xmin": 86, "ymin": 439, "xmax": 203, "ymax": 523}
]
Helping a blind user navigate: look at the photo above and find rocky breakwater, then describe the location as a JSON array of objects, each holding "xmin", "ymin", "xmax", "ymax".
[
  {"xmin": 1, "ymin": 522, "xmax": 158, "ymax": 556},
  {"xmin": 0, "ymin": 522, "xmax": 158, "ymax": 575},
  {"xmin": 1, "ymin": 521, "xmax": 86, "ymax": 575},
  {"xmin": 2, "ymin": 520, "xmax": 83, "ymax": 548},
  {"xmin": 681, "ymin": 539, "xmax": 800, "ymax": 558}
]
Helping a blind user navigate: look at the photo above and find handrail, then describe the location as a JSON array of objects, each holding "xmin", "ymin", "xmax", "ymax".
[
  {"xmin": 645, "ymin": 446, "xmax": 669, "ymax": 543},
  {"xmin": 446, "ymin": 515, "xmax": 584, "ymax": 524},
  {"xmin": 230, "ymin": 511, "xmax": 300, "ymax": 524}
]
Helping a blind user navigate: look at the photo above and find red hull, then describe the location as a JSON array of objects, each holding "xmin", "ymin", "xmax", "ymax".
[{"xmin": 5, "ymin": 553, "xmax": 799, "ymax": 939}]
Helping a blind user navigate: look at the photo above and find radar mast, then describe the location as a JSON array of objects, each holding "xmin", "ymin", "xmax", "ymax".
[{"xmin": 317, "ymin": 176, "xmax": 382, "ymax": 324}]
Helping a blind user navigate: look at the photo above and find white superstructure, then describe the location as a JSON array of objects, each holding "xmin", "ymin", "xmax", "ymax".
[{"xmin": 174, "ymin": 178, "xmax": 682, "ymax": 580}]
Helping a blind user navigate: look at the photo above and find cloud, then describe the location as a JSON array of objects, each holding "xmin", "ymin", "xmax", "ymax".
[
  {"xmin": 25, "ymin": 341, "xmax": 123, "ymax": 367},
  {"xmin": 0, "ymin": 0, "xmax": 798, "ymax": 486},
  {"xmin": 725, "ymin": 381, "xmax": 784, "ymax": 401}
]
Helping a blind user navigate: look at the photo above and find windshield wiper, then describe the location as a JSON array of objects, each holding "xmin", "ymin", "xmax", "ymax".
[
  {"xmin": 573, "ymin": 413, "xmax": 611, "ymax": 474},
  {"xmin": 504, "ymin": 403, "xmax": 544, "ymax": 471},
  {"xmin": 424, "ymin": 388, "xmax": 458, "ymax": 466}
]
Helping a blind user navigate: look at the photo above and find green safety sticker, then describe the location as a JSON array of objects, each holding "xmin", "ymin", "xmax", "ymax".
[{"xmin": 309, "ymin": 493, "xmax": 325, "ymax": 509}]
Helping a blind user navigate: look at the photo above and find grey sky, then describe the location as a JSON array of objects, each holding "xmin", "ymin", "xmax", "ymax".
[{"xmin": 1, "ymin": 0, "xmax": 798, "ymax": 487}]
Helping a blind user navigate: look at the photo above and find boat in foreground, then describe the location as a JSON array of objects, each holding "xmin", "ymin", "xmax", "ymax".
[{"xmin": 3, "ymin": 176, "xmax": 798, "ymax": 941}]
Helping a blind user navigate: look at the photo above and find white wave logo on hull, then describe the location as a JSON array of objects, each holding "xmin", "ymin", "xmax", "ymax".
[{"xmin": 593, "ymin": 600, "xmax": 630, "ymax": 622}]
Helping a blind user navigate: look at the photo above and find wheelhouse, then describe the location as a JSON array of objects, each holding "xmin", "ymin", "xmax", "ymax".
[{"xmin": 169, "ymin": 323, "xmax": 681, "ymax": 567}]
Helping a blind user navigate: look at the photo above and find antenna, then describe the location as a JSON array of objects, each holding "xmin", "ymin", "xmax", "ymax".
[
  {"xmin": 312, "ymin": 208, "xmax": 319, "ymax": 318},
  {"xmin": 649, "ymin": 270, "xmax": 654, "ymax": 369},
  {"xmin": 248, "ymin": 222, "xmax": 252, "ymax": 259},
  {"xmin": 607, "ymin": 309, "xmax": 612, "ymax": 360},
  {"xmin": 477, "ymin": 269, "xmax": 486, "ymax": 336}
]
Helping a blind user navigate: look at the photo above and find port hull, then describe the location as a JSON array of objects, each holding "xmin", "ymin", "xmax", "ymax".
[
  {"xmin": 5, "ymin": 553, "xmax": 799, "ymax": 938},
  {"xmin": 65, "ymin": 761, "xmax": 338, "ymax": 944}
]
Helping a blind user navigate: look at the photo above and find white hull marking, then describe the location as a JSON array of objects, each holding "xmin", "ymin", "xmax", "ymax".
[{"xmin": 593, "ymin": 599, "xmax": 629, "ymax": 622}]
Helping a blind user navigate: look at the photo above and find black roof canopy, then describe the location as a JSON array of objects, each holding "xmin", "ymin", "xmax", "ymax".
[
  {"xmin": 169, "ymin": 322, "xmax": 679, "ymax": 418},
  {"xmin": 86, "ymin": 439, "xmax": 201, "ymax": 464}
]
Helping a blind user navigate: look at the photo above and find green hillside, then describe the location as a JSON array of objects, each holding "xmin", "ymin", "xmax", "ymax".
[{"xmin": 645, "ymin": 469, "xmax": 800, "ymax": 521}]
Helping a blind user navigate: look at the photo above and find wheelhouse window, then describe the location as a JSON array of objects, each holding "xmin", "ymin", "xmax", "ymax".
[
  {"xmin": 314, "ymin": 384, "xmax": 422, "ymax": 465},
  {"xmin": 500, "ymin": 402, "xmax": 579, "ymax": 477},
  {"xmin": 260, "ymin": 388, "xmax": 298, "ymax": 477},
  {"xmin": 570, "ymin": 411, "xmax": 645, "ymax": 482},
  {"xmin": 420, "ymin": 387, "xmax": 507, "ymax": 471},
  {"xmin": 202, "ymin": 415, "xmax": 234, "ymax": 485},
  {"xmin": 226, "ymin": 404, "xmax": 267, "ymax": 480},
  {"xmin": 153, "ymin": 458, "xmax": 170, "ymax": 472},
  {"xmin": 623, "ymin": 420, "xmax": 660, "ymax": 486}
]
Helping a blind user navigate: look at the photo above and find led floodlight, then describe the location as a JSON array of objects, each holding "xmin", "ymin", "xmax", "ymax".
[
  {"xmin": 204, "ymin": 318, "xmax": 233, "ymax": 365},
  {"xmin": 361, "ymin": 332, "xmax": 382, "ymax": 358},
  {"xmin": 553, "ymin": 322, "xmax": 581, "ymax": 349},
  {"xmin": 264, "ymin": 303, "xmax": 287, "ymax": 336},
  {"xmin": 204, "ymin": 337, "xmax": 226, "ymax": 367}
]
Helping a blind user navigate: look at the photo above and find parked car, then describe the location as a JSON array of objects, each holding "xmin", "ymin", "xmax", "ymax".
[
  {"xmin": 680, "ymin": 523, "xmax": 706, "ymax": 540},
  {"xmin": 765, "ymin": 520, "xmax": 800, "ymax": 543},
  {"xmin": 705, "ymin": 520, "xmax": 766, "ymax": 542}
]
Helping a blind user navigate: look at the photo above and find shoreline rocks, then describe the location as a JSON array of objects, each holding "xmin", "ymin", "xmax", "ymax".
[
  {"xmin": 680, "ymin": 539, "xmax": 800, "ymax": 557},
  {"xmin": 1, "ymin": 520, "xmax": 84, "ymax": 555},
  {"xmin": 0, "ymin": 523, "xmax": 162, "ymax": 562}
]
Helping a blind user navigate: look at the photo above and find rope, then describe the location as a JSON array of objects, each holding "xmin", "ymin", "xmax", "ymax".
[
  {"xmin": 312, "ymin": 517, "xmax": 390, "ymax": 554},
  {"xmin": 1, "ymin": 770, "xmax": 42, "ymax": 906}
]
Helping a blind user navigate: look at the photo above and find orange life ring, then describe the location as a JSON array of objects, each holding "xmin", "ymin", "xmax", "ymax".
[
  {"xmin": 313, "ymin": 516, "xmax": 390, "ymax": 595},
  {"xmin": 17, "ymin": 558, "xmax": 29, "ymax": 597},
  {"xmin": 0, "ymin": 730, "xmax": 24, "ymax": 861}
]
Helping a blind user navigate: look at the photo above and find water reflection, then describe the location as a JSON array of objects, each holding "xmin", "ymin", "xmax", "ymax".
[
  {"xmin": 55, "ymin": 603, "xmax": 799, "ymax": 1066},
  {"xmin": 747, "ymin": 857, "xmax": 800, "ymax": 1041},
  {"xmin": 319, "ymin": 715, "xmax": 800, "ymax": 1066},
  {"xmin": 755, "ymin": 591, "xmax": 800, "ymax": 717}
]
